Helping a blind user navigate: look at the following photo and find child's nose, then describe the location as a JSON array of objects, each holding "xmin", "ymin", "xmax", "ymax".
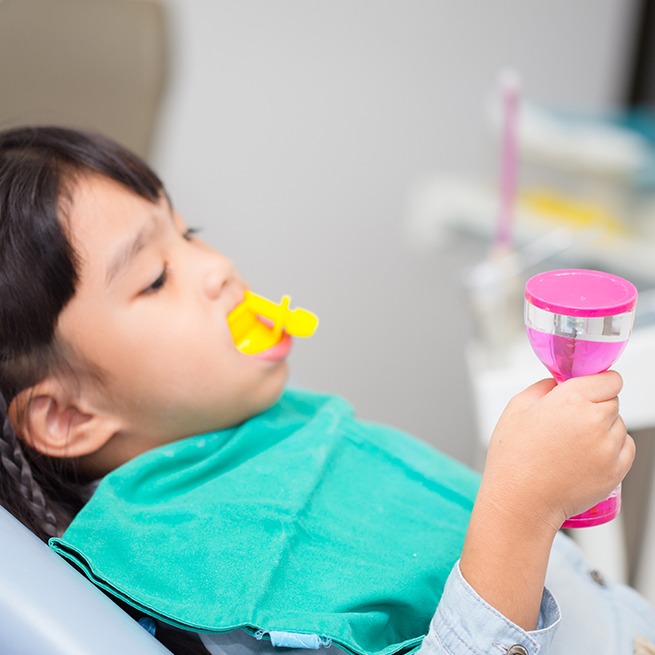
[{"xmin": 202, "ymin": 252, "xmax": 233, "ymax": 300}]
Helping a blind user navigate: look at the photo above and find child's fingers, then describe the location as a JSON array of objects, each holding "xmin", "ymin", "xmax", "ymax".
[
  {"xmin": 510, "ymin": 371, "xmax": 623, "ymax": 415},
  {"xmin": 564, "ymin": 370, "xmax": 623, "ymax": 403},
  {"xmin": 609, "ymin": 416, "xmax": 636, "ymax": 475},
  {"xmin": 595, "ymin": 395, "xmax": 620, "ymax": 427}
]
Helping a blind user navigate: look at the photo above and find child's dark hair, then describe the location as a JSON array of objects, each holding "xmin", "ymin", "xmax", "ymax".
[
  {"xmin": 0, "ymin": 125, "xmax": 162, "ymax": 540},
  {"xmin": 0, "ymin": 126, "xmax": 209, "ymax": 654}
]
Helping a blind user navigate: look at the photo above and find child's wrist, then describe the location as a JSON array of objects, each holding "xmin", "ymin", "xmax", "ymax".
[
  {"xmin": 461, "ymin": 485, "xmax": 560, "ymax": 631},
  {"xmin": 474, "ymin": 481, "xmax": 562, "ymax": 542}
]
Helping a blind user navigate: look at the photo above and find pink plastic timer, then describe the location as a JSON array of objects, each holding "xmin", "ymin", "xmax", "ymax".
[{"xmin": 524, "ymin": 269, "xmax": 637, "ymax": 528}]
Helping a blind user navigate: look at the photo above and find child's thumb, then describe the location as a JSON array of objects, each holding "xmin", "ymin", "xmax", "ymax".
[{"xmin": 511, "ymin": 378, "xmax": 557, "ymax": 410}]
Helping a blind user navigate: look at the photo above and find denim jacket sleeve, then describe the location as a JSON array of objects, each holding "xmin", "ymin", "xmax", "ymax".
[{"xmin": 416, "ymin": 561, "xmax": 561, "ymax": 655}]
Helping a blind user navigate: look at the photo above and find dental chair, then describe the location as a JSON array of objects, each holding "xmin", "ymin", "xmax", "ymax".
[
  {"xmin": 0, "ymin": 505, "xmax": 172, "ymax": 654},
  {"xmin": 0, "ymin": 0, "xmax": 167, "ymax": 160}
]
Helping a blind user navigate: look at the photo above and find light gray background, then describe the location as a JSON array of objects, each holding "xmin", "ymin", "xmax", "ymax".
[{"xmin": 152, "ymin": 0, "xmax": 637, "ymax": 465}]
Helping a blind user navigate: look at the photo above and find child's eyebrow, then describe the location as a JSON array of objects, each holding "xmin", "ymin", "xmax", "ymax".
[{"xmin": 105, "ymin": 221, "xmax": 158, "ymax": 286}]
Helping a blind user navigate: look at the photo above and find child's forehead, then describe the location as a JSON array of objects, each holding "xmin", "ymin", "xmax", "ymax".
[
  {"xmin": 67, "ymin": 174, "xmax": 168, "ymax": 236},
  {"xmin": 72, "ymin": 173, "xmax": 158, "ymax": 209}
]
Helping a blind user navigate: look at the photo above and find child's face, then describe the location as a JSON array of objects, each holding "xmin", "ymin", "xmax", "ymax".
[{"xmin": 56, "ymin": 174, "xmax": 289, "ymax": 464}]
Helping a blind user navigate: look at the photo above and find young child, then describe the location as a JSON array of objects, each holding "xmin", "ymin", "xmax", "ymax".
[{"xmin": 0, "ymin": 125, "xmax": 653, "ymax": 655}]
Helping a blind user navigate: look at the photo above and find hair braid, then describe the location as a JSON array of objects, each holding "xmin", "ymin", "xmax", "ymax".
[{"xmin": 0, "ymin": 392, "xmax": 59, "ymax": 540}]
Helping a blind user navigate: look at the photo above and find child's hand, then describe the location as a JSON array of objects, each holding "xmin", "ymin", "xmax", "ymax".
[
  {"xmin": 482, "ymin": 371, "xmax": 635, "ymax": 533},
  {"xmin": 459, "ymin": 371, "xmax": 634, "ymax": 630}
]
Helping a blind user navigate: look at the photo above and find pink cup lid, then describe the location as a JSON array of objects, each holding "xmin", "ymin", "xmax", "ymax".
[{"xmin": 525, "ymin": 269, "xmax": 638, "ymax": 317}]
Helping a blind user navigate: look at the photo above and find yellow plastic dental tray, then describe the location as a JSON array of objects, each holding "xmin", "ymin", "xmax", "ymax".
[{"xmin": 228, "ymin": 290, "xmax": 319, "ymax": 355}]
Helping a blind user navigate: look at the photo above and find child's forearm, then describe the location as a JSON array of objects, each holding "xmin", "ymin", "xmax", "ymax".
[{"xmin": 459, "ymin": 482, "xmax": 558, "ymax": 631}]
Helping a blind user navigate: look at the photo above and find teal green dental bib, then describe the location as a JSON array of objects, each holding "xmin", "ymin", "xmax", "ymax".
[{"xmin": 50, "ymin": 390, "xmax": 479, "ymax": 655}]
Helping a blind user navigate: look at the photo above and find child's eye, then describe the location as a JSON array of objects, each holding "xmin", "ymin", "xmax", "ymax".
[
  {"xmin": 183, "ymin": 227, "xmax": 201, "ymax": 241},
  {"xmin": 142, "ymin": 265, "xmax": 168, "ymax": 295}
]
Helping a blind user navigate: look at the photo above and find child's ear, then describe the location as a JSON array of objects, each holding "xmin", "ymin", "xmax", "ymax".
[{"xmin": 10, "ymin": 379, "xmax": 119, "ymax": 459}]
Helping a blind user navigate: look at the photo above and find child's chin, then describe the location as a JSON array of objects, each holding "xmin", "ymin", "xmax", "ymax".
[{"xmin": 256, "ymin": 370, "xmax": 289, "ymax": 412}]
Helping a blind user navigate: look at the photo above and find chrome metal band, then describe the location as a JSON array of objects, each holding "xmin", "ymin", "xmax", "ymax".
[{"xmin": 524, "ymin": 303, "xmax": 635, "ymax": 342}]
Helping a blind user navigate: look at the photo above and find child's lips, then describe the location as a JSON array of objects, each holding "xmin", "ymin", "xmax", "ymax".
[{"xmin": 250, "ymin": 332, "xmax": 292, "ymax": 361}]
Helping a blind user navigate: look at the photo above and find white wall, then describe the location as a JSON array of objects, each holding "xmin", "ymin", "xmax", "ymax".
[{"xmin": 152, "ymin": 0, "xmax": 637, "ymax": 464}]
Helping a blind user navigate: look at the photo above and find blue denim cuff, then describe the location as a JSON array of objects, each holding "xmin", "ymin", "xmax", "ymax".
[{"xmin": 419, "ymin": 561, "xmax": 560, "ymax": 655}]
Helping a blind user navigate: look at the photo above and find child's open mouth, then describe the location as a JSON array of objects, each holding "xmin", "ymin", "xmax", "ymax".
[{"xmin": 227, "ymin": 291, "xmax": 318, "ymax": 357}]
